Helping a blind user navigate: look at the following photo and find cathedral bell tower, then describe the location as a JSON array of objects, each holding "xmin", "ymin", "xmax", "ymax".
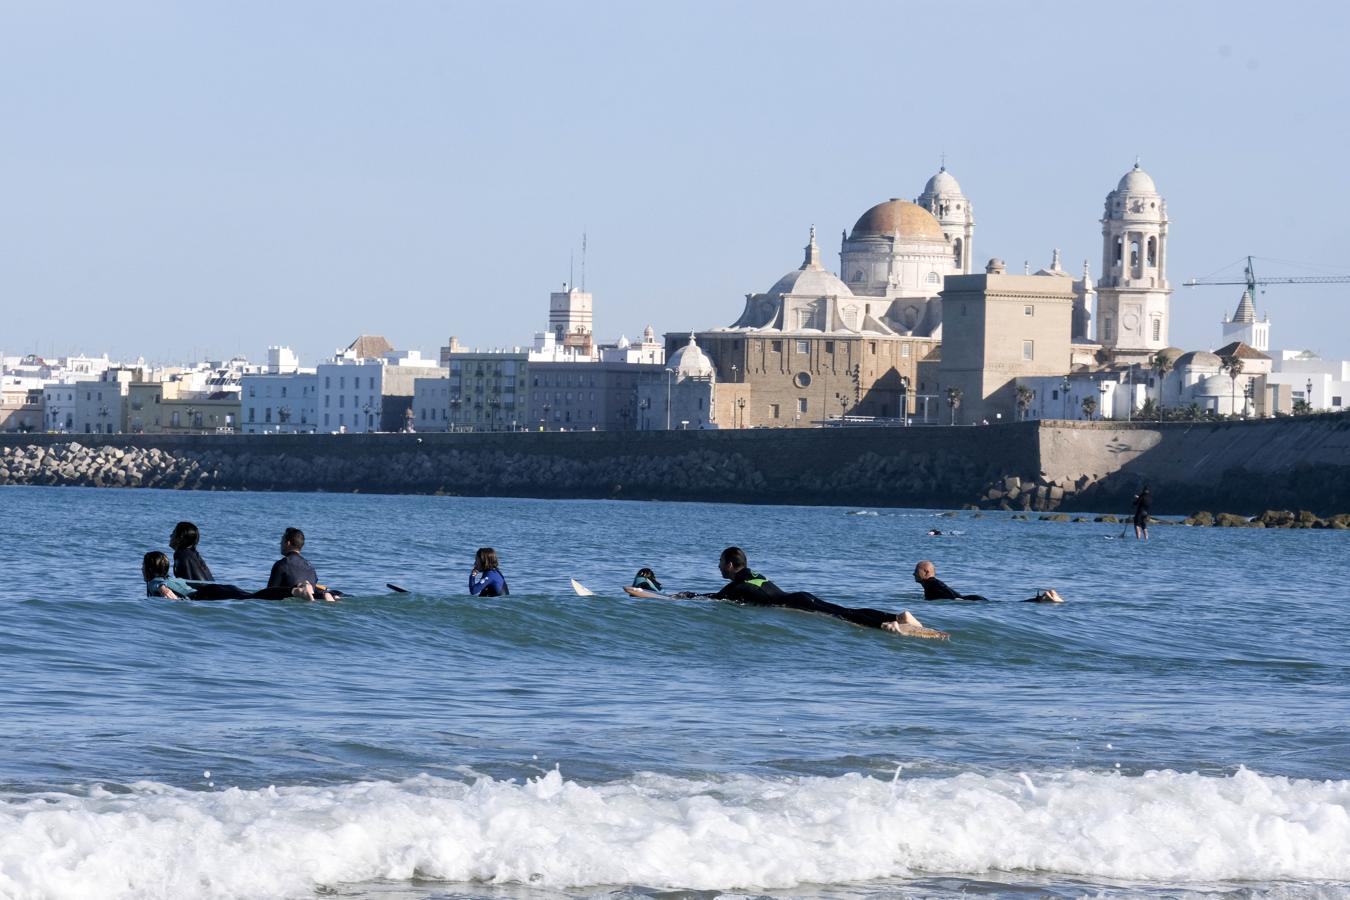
[
  {"xmin": 1096, "ymin": 162, "xmax": 1171, "ymax": 357},
  {"xmin": 915, "ymin": 166, "xmax": 975, "ymax": 274}
]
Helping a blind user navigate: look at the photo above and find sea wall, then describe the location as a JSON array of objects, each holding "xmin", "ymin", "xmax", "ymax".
[{"xmin": 2, "ymin": 414, "xmax": 1347, "ymax": 514}]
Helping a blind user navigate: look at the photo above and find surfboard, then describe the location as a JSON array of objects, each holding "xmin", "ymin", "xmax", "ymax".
[
  {"xmin": 570, "ymin": 578, "xmax": 595, "ymax": 597},
  {"xmin": 623, "ymin": 585, "xmax": 672, "ymax": 600}
]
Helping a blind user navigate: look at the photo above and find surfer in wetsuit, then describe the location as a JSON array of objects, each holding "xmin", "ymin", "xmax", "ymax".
[
  {"xmin": 674, "ymin": 547, "xmax": 946, "ymax": 637},
  {"xmin": 913, "ymin": 560, "xmax": 1061, "ymax": 603},
  {"xmin": 169, "ymin": 521, "xmax": 214, "ymax": 581},
  {"xmin": 469, "ymin": 547, "xmax": 510, "ymax": 597},
  {"xmin": 142, "ymin": 551, "xmax": 254, "ymax": 600},
  {"xmin": 265, "ymin": 527, "xmax": 339, "ymax": 600},
  {"xmin": 632, "ymin": 568, "xmax": 662, "ymax": 592},
  {"xmin": 1132, "ymin": 485, "xmax": 1152, "ymax": 541}
]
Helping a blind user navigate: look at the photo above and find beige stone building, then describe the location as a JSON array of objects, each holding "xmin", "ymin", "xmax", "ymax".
[
  {"xmin": 679, "ymin": 228, "xmax": 939, "ymax": 428},
  {"xmin": 934, "ymin": 259, "xmax": 1077, "ymax": 424}
]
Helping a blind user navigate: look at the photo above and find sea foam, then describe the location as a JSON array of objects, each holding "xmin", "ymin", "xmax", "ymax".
[{"xmin": 0, "ymin": 766, "xmax": 1347, "ymax": 899}]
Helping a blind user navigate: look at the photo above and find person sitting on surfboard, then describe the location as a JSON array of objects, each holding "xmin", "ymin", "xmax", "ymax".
[
  {"xmin": 267, "ymin": 527, "xmax": 338, "ymax": 601},
  {"xmin": 631, "ymin": 568, "xmax": 662, "ymax": 592},
  {"xmin": 673, "ymin": 547, "xmax": 947, "ymax": 638},
  {"xmin": 169, "ymin": 521, "xmax": 214, "ymax": 581},
  {"xmin": 913, "ymin": 560, "xmax": 1061, "ymax": 603},
  {"xmin": 469, "ymin": 547, "xmax": 510, "ymax": 597}
]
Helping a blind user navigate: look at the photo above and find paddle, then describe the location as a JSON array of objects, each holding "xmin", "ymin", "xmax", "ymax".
[{"xmin": 386, "ymin": 583, "xmax": 410, "ymax": 593}]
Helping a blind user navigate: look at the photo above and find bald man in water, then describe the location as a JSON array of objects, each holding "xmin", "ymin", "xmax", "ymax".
[{"xmin": 912, "ymin": 560, "xmax": 1061, "ymax": 603}]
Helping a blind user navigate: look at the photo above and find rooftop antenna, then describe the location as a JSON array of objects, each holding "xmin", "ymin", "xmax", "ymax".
[
  {"xmin": 939, "ymin": 150, "xmax": 946, "ymax": 171},
  {"xmin": 581, "ymin": 230, "xmax": 587, "ymax": 292},
  {"xmin": 568, "ymin": 250, "xmax": 574, "ymax": 292}
]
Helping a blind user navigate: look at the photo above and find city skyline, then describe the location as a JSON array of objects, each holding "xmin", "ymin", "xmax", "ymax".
[{"xmin": 2, "ymin": 1, "xmax": 1348, "ymax": 364}]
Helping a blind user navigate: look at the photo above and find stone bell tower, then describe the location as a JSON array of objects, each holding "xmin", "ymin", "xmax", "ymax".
[{"xmin": 1096, "ymin": 162, "xmax": 1171, "ymax": 359}]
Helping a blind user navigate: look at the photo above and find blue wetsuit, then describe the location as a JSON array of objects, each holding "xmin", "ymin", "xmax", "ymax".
[{"xmin": 470, "ymin": 568, "xmax": 509, "ymax": 597}]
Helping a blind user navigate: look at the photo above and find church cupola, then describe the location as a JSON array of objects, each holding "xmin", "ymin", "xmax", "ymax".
[
  {"xmin": 1095, "ymin": 162, "xmax": 1171, "ymax": 356},
  {"xmin": 916, "ymin": 164, "xmax": 975, "ymax": 273}
]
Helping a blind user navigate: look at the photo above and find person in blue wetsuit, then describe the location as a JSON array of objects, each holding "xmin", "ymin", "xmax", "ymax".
[
  {"xmin": 469, "ymin": 547, "xmax": 509, "ymax": 596},
  {"xmin": 632, "ymin": 567, "xmax": 663, "ymax": 592},
  {"xmin": 169, "ymin": 521, "xmax": 215, "ymax": 581},
  {"xmin": 674, "ymin": 547, "xmax": 946, "ymax": 637}
]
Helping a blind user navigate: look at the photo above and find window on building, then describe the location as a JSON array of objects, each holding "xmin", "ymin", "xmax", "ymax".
[
  {"xmin": 1333, "ymin": 396, "xmax": 1343, "ymax": 407},
  {"xmin": 770, "ymin": 403, "xmax": 780, "ymax": 419},
  {"xmin": 870, "ymin": 342, "xmax": 877, "ymax": 354},
  {"xmin": 797, "ymin": 398, "xmax": 809, "ymax": 415},
  {"xmin": 1023, "ymin": 340, "xmax": 1034, "ymax": 361},
  {"xmin": 771, "ymin": 340, "xmax": 782, "ymax": 353},
  {"xmin": 1104, "ymin": 318, "xmax": 1115, "ymax": 341},
  {"xmin": 1147, "ymin": 236, "xmax": 1158, "ymax": 266},
  {"xmin": 824, "ymin": 341, "xmax": 834, "ymax": 354},
  {"xmin": 1152, "ymin": 319, "xmax": 1161, "ymax": 342},
  {"xmin": 265, "ymin": 408, "xmax": 272, "ymax": 423},
  {"xmin": 1024, "ymin": 305, "xmax": 1034, "ymax": 316},
  {"xmin": 902, "ymin": 343, "xmax": 911, "ymax": 358},
  {"xmin": 926, "ymin": 272, "xmax": 940, "ymax": 284},
  {"xmin": 340, "ymin": 376, "xmax": 345, "ymax": 389},
  {"xmin": 369, "ymin": 377, "xmax": 375, "ymax": 390},
  {"xmin": 249, "ymin": 408, "xmax": 255, "ymax": 423},
  {"xmin": 795, "ymin": 340, "xmax": 809, "ymax": 354},
  {"xmin": 325, "ymin": 377, "xmax": 331, "ymax": 389}
]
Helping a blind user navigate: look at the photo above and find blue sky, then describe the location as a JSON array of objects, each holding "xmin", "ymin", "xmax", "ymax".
[{"xmin": 2, "ymin": 1, "xmax": 1347, "ymax": 364}]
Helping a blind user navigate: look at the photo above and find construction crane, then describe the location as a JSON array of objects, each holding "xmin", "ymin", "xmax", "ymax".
[{"xmin": 1184, "ymin": 255, "xmax": 1350, "ymax": 297}]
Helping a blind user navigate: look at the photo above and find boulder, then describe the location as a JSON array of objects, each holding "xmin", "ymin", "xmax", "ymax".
[{"xmin": 1184, "ymin": 511, "xmax": 1215, "ymax": 527}]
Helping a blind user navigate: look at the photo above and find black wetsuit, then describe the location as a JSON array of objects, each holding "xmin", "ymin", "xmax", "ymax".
[
  {"xmin": 173, "ymin": 547, "xmax": 214, "ymax": 581},
  {"xmin": 918, "ymin": 576, "xmax": 988, "ymax": 602},
  {"xmin": 708, "ymin": 568, "xmax": 902, "ymax": 630},
  {"xmin": 1133, "ymin": 490, "xmax": 1152, "ymax": 528},
  {"xmin": 268, "ymin": 551, "xmax": 318, "ymax": 590}
]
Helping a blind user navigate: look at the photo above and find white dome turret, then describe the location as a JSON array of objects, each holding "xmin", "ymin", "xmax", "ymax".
[{"xmin": 668, "ymin": 334, "xmax": 716, "ymax": 381}]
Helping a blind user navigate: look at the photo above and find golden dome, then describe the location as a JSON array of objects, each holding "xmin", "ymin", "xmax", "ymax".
[{"xmin": 850, "ymin": 199, "xmax": 945, "ymax": 241}]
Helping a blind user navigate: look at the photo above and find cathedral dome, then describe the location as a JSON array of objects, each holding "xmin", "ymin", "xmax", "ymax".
[
  {"xmin": 669, "ymin": 335, "xmax": 716, "ymax": 380},
  {"xmin": 1117, "ymin": 163, "xmax": 1158, "ymax": 194},
  {"xmin": 1175, "ymin": 350, "xmax": 1221, "ymax": 370},
  {"xmin": 765, "ymin": 265, "xmax": 854, "ymax": 300},
  {"xmin": 850, "ymin": 199, "xmax": 945, "ymax": 241},
  {"xmin": 923, "ymin": 168, "xmax": 962, "ymax": 195}
]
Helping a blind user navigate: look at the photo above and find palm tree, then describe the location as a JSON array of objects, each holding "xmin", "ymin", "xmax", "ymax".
[
  {"xmin": 1081, "ymin": 395, "xmax": 1097, "ymax": 420},
  {"xmin": 1220, "ymin": 354, "xmax": 1244, "ymax": 418},
  {"xmin": 946, "ymin": 386, "xmax": 963, "ymax": 425},
  {"xmin": 1015, "ymin": 385, "xmax": 1034, "ymax": 422},
  {"xmin": 1150, "ymin": 351, "xmax": 1174, "ymax": 421}
]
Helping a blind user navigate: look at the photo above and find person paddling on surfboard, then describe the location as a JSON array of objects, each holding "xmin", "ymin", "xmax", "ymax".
[
  {"xmin": 913, "ymin": 560, "xmax": 1061, "ymax": 603},
  {"xmin": 673, "ymin": 547, "xmax": 947, "ymax": 638},
  {"xmin": 631, "ymin": 568, "xmax": 662, "ymax": 592},
  {"xmin": 140, "ymin": 551, "xmax": 256, "ymax": 600},
  {"xmin": 469, "ymin": 547, "xmax": 510, "ymax": 597}
]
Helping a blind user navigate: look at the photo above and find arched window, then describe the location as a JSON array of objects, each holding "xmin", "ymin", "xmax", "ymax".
[
  {"xmin": 1130, "ymin": 240, "xmax": 1140, "ymax": 267},
  {"xmin": 926, "ymin": 272, "xmax": 940, "ymax": 284},
  {"xmin": 1114, "ymin": 237, "xmax": 1123, "ymax": 264},
  {"xmin": 1147, "ymin": 236, "xmax": 1157, "ymax": 266}
]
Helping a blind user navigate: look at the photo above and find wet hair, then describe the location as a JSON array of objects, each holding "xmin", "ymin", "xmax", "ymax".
[
  {"xmin": 282, "ymin": 527, "xmax": 305, "ymax": 551},
  {"xmin": 142, "ymin": 551, "xmax": 170, "ymax": 581},
  {"xmin": 914, "ymin": 560, "xmax": 936, "ymax": 579},
  {"xmin": 169, "ymin": 521, "xmax": 200, "ymax": 551},
  {"xmin": 719, "ymin": 546, "xmax": 747, "ymax": 569},
  {"xmin": 635, "ymin": 567, "xmax": 661, "ymax": 590},
  {"xmin": 475, "ymin": 547, "xmax": 499, "ymax": 572}
]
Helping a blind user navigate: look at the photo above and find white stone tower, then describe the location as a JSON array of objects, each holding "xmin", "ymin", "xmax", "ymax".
[
  {"xmin": 915, "ymin": 166, "xmax": 975, "ymax": 273},
  {"xmin": 1221, "ymin": 290, "xmax": 1270, "ymax": 352},
  {"xmin": 1095, "ymin": 163, "xmax": 1171, "ymax": 357},
  {"xmin": 548, "ymin": 285, "xmax": 594, "ymax": 357}
]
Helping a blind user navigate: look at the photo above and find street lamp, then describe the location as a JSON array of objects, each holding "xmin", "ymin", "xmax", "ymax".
[
  {"xmin": 542, "ymin": 402, "xmax": 552, "ymax": 431},
  {"xmin": 664, "ymin": 367, "xmax": 674, "ymax": 430},
  {"xmin": 186, "ymin": 406, "xmax": 198, "ymax": 433},
  {"xmin": 737, "ymin": 396, "xmax": 746, "ymax": 429},
  {"xmin": 361, "ymin": 402, "xmax": 373, "ymax": 432},
  {"xmin": 1098, "ymin": 380, "xmax": 1109, "ymax": 421},
  {"xmin": 1061, "ymin": 376, "xmax": 1071, "ymax": 419},
  {"xmin": 898, "ymin": 375, "xmax": 910, "ymax": 427},
  {"xmin": 1306, "ymin": 378, "xmax": 1314, "ymax": 411}
]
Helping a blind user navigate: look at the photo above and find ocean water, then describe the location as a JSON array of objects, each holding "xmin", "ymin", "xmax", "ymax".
[{"xmin": 0, "ymin": 485, "xmax": 1347, "ymax": 900}]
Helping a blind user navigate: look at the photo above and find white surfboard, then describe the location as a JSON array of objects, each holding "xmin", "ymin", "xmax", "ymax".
[
  {"xmin": 623, "ymin": 585, "xmax": 672, "ymax": 600},
  {"xmin": 569, "ymin": 578, "xmax": 595, "ymax": 597}
]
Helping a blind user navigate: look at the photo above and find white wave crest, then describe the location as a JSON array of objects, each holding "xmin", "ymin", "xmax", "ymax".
[{"xmin": 1, "ymin": 766, "xmax": 1347, "ymax": 899}]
